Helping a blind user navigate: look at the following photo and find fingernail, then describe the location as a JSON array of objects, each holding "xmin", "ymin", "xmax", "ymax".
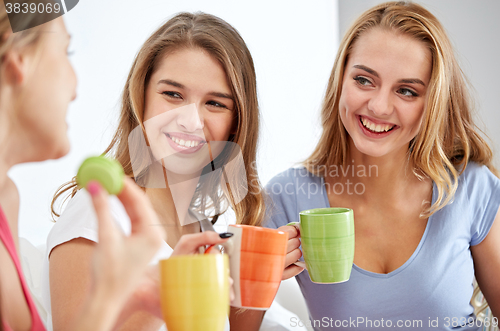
[
  {"xmin": 219, "ymin": 232, "xmax": 233, "ymax": 239},
  {"xmin": 87, "ymin": 181, "xmax": 101, "ymax": 196}
]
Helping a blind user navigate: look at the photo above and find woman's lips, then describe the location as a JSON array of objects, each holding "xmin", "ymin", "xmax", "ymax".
[
  {"xmin": 165, "ymin": 132, "xmax": 206, "ymax": 154},
  {"xmin": 357, "ymin": 115, "xmax": 398, "ymax": 139}
]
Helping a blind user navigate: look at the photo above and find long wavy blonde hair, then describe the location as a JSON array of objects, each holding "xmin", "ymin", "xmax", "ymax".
[
  {"xmin": 51, "ymin": 12, "xmax": 265, "ymax": 226},
  {"xmin": 305, "ymin": 1, "xmax": 497, "ymax": 216},
  {"xmin": 0, "ymin": 0, "xmax": 54, "ymax": 60},
  {"xmin": 1, "ymin": 0, "xmax": 64, "ymax": 328}
]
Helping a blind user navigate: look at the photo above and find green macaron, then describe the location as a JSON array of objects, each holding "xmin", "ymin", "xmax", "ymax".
[{"xmin": 76, "ymin": 156, "xmax": 124, "ymax": 195}]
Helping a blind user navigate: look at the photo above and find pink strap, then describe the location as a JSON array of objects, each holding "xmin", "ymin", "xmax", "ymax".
[{"xmin": 0, "ymin": 206, "xmax": 45, "ymax": 331}]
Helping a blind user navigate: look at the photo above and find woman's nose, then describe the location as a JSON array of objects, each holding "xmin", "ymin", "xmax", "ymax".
[
  {"xmin": 176, "ymin": 103, "xmax": 204, "ymax": 132},
  {"xmin": 367, "ymin": 88, "xmax": 393, "ymax": 117}
]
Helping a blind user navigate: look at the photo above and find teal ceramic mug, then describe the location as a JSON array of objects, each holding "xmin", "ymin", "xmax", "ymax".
[{"xmin": 288, "ymin": 208, "xmax": 355, "ymax": 284}]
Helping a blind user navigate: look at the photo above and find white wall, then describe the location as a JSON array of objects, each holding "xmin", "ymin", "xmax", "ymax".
[
  {"xmin": 13, "ymin": 0, "xmax": 500, "ymax": 248},
  {"xmin": 339, "ymin": 0, "xmax": 500, "ymax": 164},
  {"xmin": 11, "ymin": 0, "xmax": 339, "ymax": 246}
]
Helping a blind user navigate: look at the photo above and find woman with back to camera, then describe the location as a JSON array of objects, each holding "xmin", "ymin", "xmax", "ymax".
[
  {"xmin": 0, "ymin": 1, "xmax": 230, "ymax": 331},
  {"xmin": 234, "ymin": 1, "xmax": 500, "ymax": 330},
  {"xmin": 45, "ymin": 11, "xmax": 266, "ymax": 331}
]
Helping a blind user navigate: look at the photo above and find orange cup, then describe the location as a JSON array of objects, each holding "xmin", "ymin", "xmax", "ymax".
[{"xmin": 226, "ymin": 224, "xmax": 288, "ymax": 310}]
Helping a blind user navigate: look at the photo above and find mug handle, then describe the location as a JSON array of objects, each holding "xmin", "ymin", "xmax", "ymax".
[
  {"xmin": 204, "ymin": 238, "xmax": 234, "ymax": 255},
  {"xmin": 204, "ymin": 245, "xmax": 217, "ymax": 254},
  {"xmin": 293, "ymin": 261, "xmax": 307, "ymax": 269},
  {"xmin": 286, "ymin": 222, "xmax": 306, "ymax": 269},
  {"xmin": 204, "ymin": 238, "xmax": 237, "ymax": 305}
]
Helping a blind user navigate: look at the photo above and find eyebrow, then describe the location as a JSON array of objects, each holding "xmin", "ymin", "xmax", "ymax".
[
  {"xmin": 157, "ymin": 79, "xmax": 234, "ymax": 100},
  {"xmin": 353, "ymin": 65, "xmax": 379, "ymax": 78},
  {"xmin": 398, "ymin": 78, "xmax": 425, "ymax": 86},
  {"xmin": 208, "ymin": 91, "xmax": 233, "ymax": 100},
  {"xmin": 158, "ymin": 79, "xmax": 184, "ymax": 88},
  {"xmin": 353, "ymin": 65, "xmax": 426, "ymax": 86}
]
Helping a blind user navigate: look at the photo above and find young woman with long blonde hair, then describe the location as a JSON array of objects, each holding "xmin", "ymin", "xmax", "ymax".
[
  {"xmin": 45, "ymin": 12, "xmax": 266, "ymax": 331},
  {"xmin": 255, "ymin": 2, "xmax": 500, "ymax": 330}
]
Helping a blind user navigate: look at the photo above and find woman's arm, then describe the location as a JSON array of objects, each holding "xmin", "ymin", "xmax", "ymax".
[
  {"xmin": 49, "ymin": 238, "xmax": 163, "ymax": 331},
  {"xmin": 471, "ymin": 206, "xmax": 500, "ymax": 318},
  {"xmin": 229, "ymin": 308, "xmax": 265, "ymax": 331},
  {"xmin": 67, "ymin": 277, "xmax": 161, "ymax": 331}
]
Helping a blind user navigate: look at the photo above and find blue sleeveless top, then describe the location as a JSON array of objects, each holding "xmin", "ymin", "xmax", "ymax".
[{"xmin": 264, "ymin": 162, "xmax": 499, "ymax": 330}]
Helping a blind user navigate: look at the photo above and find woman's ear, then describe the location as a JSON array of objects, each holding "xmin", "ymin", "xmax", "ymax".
[{"xmin": 2, "ymin": 48, "xmax": 27, "ymax": 86}]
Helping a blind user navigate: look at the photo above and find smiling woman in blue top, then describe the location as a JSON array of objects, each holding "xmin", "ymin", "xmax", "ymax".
[{"xmin": 260, "ymin": 1, "xmax": 500, "ymax": 330}]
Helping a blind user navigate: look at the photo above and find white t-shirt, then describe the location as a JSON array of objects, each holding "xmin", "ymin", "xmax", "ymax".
[{"xmin": 40, "ymin": 189, "xmax": 231, "ymax": 331}]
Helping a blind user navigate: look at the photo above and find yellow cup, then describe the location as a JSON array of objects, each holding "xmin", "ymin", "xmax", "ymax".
[{"xmin": 159, "ymin": 254, "xmax": 229, "ymax": 331}]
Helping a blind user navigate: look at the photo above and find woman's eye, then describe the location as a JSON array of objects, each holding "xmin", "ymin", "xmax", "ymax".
[
  {"xmin": 206, "ymin": 100, "xmax": 227, "ymax": 109},
  {"xmin": 353, "ymin": 76, "xmax": 372, "ymax": 86},
  {"xmin": 162, "ymin": 91, "xmax": 182, "ymax": 99},
  {"xmin": 397, "ymin": 88, "xmax": 418, "ymax": 97}
]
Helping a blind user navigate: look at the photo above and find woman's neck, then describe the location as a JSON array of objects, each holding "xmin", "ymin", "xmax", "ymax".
[
  {"xmin": 0, "ymin": 103, "xmax": 16, "ymax": 189},
  {"xmin": 351, "ymin": 145, "xmax": 411, "ymax": 182},
  {"xmin": 327, "ymin": 138, "xmax": 430, "ymax": 204},
  {"xmin": 144, "ymin": 161, "xmax": 202, "ymax": 247},
  {"xmin": 0, "ymin": 89, "xmax": 32, "ymax": 189},
  {"xmin": 0, "ymin": 157, "xmax": 10, "ymax": 190}
]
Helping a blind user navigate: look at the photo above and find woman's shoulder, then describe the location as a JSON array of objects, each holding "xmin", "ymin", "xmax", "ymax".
[
  {"xmin": 56, "ymin": 189, "xmax": 129, "ymax": 225},
  {"xmin": 264, "ymin": 166, "xmax": 326, "ymax": 213},
  {"xmin": 265, "ymin": 166, "xmax": 321, "ymax": 188},
  {"xmin": 459, "ymin": 161, "xmax": 499, "ymax": 186},
  {"xmin": 455, "ymin": 162, "xmax": 500, "ymax": 213},
  {"xmin": 58, "ymin": 189, "xmax": 92, "ymax": 217},
  {"xmin": 46, "ymin": 189, "xmax": 130, "ymax": 253},
  {"xmin": 457, "ymin": 162, "xmax": 500, "ymax": 246}
]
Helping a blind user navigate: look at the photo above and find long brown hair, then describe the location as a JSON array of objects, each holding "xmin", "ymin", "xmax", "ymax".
[
  {"xmin": 51, "ymin": 12, "xmax": 265, "ymax": 226},
  {"xmin": 305, "ymin": 1, "xmax": 497, "ymax": 216}
]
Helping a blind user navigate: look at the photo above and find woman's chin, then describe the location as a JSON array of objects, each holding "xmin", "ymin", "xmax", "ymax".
[
  {"xmin": 31, "ymin": 145, "xmax": 69, "ymax": 163},
  {"xmin": 351, "ymin": 140, "xmax": 391, "ymax": 158},
  {"xmin": 45, "ymin": 138, "xmax": 71, "ymax": 161},
  {"xmin": 52, "ymin": 144, "xmax": 71, "ymax": 160}
]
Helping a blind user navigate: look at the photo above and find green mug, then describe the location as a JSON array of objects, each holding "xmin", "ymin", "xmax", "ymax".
[{"xmin": 288, "ymin": 208, "xmax": 355, "ymax": 284}]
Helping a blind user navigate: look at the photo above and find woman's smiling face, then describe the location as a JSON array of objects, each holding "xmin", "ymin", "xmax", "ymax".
[
  {"xmin": 142, "ymin": 47, "xmax": 235, "ymax": 175},
  {"xmin": 339, "ymin": 28, "xmax": 432, "ymax": 158}
]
